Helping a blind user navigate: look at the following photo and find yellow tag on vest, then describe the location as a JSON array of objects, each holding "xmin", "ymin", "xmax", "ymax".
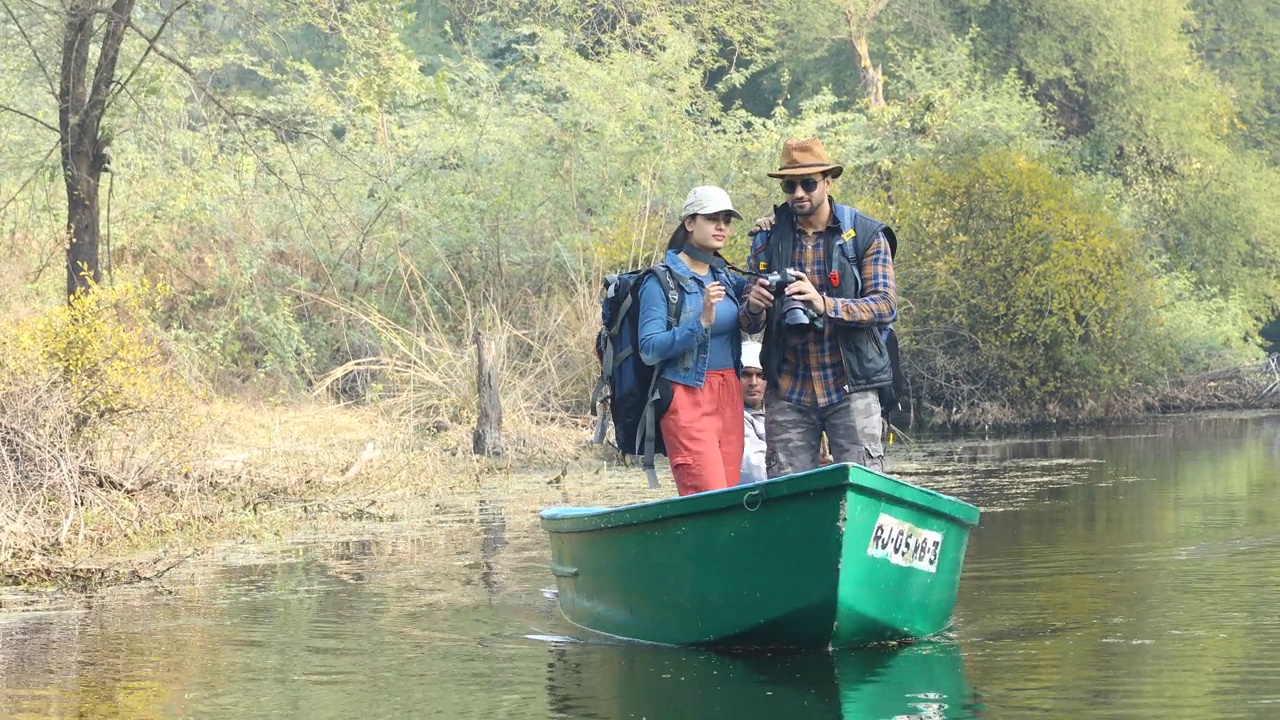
[{"xmin": 842, "ymin": 228, "xmax": 857, "ymax": 241}]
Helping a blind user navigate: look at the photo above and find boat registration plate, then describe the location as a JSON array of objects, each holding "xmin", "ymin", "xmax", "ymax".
[{"xmin": 867, "ymin": 513, "xmax": 942, "ymax": 573}]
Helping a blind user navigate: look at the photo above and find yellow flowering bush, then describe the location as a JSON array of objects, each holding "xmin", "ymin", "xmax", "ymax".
[{"xmin": 2, "ymin": 278, "xmax": 187, "ymax": 436}]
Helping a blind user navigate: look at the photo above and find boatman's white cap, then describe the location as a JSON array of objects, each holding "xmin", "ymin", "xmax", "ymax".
[
  {"xmin": 681, "ymin": 186, "xmax": 744, "ymax": 221},
  {"xmin": 741, "ymin": 340, "xmax": 763, "ymax": 370}
]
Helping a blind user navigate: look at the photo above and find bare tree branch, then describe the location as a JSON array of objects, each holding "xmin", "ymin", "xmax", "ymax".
[
  {"xmin": 123, "ymin": 17, "xmax": 238, "ymax": 119},
  {"xmin": 0, "ymin": 102, "xmax": 59, "ymax": 133},
  {"xmin": 0, "ymin": 140, "xmax": 60, "ymax": 216},
  {"xmin": 85, "ymin": 0, "xmax": 137, "ymax": 134},
  {"xmin": 0, "ymin": 0, "xmax": 58, "ymax": 97},
  {"xmin": 106, "ymin": 0, "xmax": 191, "ymax": 113}
]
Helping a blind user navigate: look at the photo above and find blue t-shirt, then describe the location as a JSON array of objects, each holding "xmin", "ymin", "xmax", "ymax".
[
  {"xmin": 637, "ymin": 268, "xmax": 739, "ymax": 373},
  {"xmin": 697, "ymin": 270, "xmax": 738, "ymax": 371}
]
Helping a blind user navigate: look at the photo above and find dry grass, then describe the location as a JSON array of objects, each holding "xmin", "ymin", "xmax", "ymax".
[
  {"xmin": 311, "ymin": 250, "xmax": 602, "ymax": 430},
  {"xmin": 0, "ymin": 375, "xmax": 211, "ymax": 577},
  {"xmin": 0, "ymin": 379, "xmax": 621, "ymax": 589}
]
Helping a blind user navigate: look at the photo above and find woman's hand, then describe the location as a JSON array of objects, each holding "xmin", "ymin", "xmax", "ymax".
[{"xmin": 701, "ymin": 282, "xmax": 726, "ymax": 328}]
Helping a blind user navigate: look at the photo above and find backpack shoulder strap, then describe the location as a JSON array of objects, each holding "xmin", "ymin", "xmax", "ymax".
[
  {"xmin": 835, "ymin": 205, "xmax": 898, "ymax": 332},
  {"xmin": 835, "ymin": 204, "xmax": 857, "ymax": 238},
  {"xmin": 639, "ymin": 262, "xmax": 682, "ymax": 488},
  {"xmin": 748, "ymin": 229, "xmax": 771, "ymax": 270},
  {"xmin": 654, "ymin": 263, "xmax": 681, "ymax": 329},
  {"xmin": 834, "ymin": 204, "xmax": 897, "ymax": 266}
]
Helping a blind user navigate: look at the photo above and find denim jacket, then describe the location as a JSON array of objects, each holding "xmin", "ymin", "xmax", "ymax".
[{"xmin": 637, "ymin": 250, "xmax": 747, "ymax": 388}]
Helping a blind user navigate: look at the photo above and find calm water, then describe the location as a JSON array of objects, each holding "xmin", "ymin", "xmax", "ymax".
[{"xmin": 2, "ymin": 412, "xmax": 1278, "ymax": 719}]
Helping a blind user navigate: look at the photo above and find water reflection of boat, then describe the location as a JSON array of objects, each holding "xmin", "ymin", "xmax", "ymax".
[
  {"xmin": 545, "ymin": 638, "xmax": 976, "ymax": 719},
  {"xmin": 540, "ymin": 464, "xmax": 981, "ymax": 648}
]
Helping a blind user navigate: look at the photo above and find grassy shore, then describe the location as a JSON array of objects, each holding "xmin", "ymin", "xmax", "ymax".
[
  {"xmin": 6, "ymin": 372, "xmax": 1278, "ymax": 593},
  {"xmin": 0, "ymin": 393, "xmax": 629, "ymax": 591}
]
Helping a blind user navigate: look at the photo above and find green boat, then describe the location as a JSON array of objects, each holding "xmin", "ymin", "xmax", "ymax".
[{"xmin": 539, "ymin": 463, "xmax": 981, "ymax": 649}]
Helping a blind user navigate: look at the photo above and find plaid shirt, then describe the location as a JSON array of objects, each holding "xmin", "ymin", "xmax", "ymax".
[{"xmin": 742, "ymin": 208, "xmax": 897, "ymax": 408}]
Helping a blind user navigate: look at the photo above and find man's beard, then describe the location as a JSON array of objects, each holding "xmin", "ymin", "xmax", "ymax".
[{"xmin": 789, "ymin": 199, "xmax": 818, "ymax": 217}]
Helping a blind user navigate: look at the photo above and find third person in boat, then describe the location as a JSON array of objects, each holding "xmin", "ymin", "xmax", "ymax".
[{"xmin": 740, "ymin": 339, "xmax": 767, "ymax": 484}]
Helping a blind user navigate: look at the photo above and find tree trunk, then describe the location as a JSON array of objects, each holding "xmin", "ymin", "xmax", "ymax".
[
  {"xmin": 58, "ymin": 0, "xmax": 135, "ymax": 299},
  {"xmin": 472, "ymin": 329, "xmax": 504, "ymax": 456},
  {"xmin": 843, "ymin": 0, "xmax": 890, "ymax": 110},
  {"xmin": 63, "ymin": 149, "xmax": 104, "ymax": 297},
  {"xmin": 852, "ymin": 33, "xmax": 886, "ymax": 110}
]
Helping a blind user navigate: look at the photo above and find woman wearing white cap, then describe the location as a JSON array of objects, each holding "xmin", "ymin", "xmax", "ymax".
[{"xmin": 636, "ymin": 186, "xmax": 749, "ymax": 496}]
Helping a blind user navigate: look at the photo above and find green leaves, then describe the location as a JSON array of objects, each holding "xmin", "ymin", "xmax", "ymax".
[
  {"xmin": 1, "ymin": 0, "xmax": 1275, "ymax": 424},
  {"xmin": 886, "ymin": 149, "xmax": 1163, "ymax": 411}
]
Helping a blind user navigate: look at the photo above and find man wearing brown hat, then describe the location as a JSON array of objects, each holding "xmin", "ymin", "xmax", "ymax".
[{"xmin": 739, "ymin": 136, "xmax": 898, "ymax": 476}]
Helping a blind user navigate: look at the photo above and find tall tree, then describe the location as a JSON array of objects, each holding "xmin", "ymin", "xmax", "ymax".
[
  {"xmin": 59, "ymin": 0, "xmax": 136, "ymax": 298},
  {"xmin": 1190, "ymin": 0, "xmax": 1280, "ymax": 162},
  {"xmin": 947, "ymin": 0, "xmax": 1227, "ymax": 171},
  {"xmin": 1, "ymin": 0, "xmax": 187, "ymax": 299}
]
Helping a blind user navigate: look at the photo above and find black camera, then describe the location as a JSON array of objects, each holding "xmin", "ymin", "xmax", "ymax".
[{"xmin": 762, "ymin": 268, "xmax": 824, "ymax": 332}]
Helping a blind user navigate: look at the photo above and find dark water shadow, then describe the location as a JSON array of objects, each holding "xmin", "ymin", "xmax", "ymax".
[
  {"xmin": 478, "ymin": 497, "xmax": 508, "ymax": 597},
  {"xmin": 545, "ymin": 638, "xmax": 979, "ymax": 719}
]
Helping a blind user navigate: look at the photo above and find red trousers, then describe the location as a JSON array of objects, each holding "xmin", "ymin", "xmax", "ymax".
[{"xmin": 660, "ymin": 369, "xmax": 744, "ymax": 496}]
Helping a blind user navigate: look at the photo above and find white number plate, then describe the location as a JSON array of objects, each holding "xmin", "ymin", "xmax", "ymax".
[{"xmin": 867, "ymin": 513, "xmax": 943, "ymax": 573}]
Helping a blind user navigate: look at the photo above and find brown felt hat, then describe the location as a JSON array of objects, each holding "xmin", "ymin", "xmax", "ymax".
[{"xmin": 766, "ymin": 136, "xmax": 844, "ymax": 179}]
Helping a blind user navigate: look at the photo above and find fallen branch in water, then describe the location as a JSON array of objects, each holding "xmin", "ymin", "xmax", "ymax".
[
  {"xmin": 1, "ymin": 550, "xmax": 198, "ymax": 595},
  {"xmin": 1259, "ymin": 354, "xmax": 1280, "ymax": 400},
  {"xmin": 887, "ymin": 421, "xmax": 914, "ymax": 444},
  {"xmin": 1158, "ymin": 353, "xmax": 1280, "ymax": 412}
]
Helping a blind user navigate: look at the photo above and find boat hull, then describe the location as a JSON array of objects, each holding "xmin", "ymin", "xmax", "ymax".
[{"xmin": 541, "ymin": 464, "xmax": 980, "ymax": 649}]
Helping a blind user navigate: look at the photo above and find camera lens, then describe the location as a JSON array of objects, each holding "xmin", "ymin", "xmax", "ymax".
[{"xmin": 782, "ymin": 299, "xmax": 810, "ymax": 330}]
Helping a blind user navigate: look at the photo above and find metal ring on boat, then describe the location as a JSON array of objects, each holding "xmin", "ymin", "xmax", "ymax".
[{"xmin": 743, "ymin": 490, "xmax": 762, "ymax": 512}]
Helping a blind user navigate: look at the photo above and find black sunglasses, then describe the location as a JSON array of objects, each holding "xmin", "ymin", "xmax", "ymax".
[{"xmin": 781, "ymin": 177, "xmax": 821, "ymax": 195}]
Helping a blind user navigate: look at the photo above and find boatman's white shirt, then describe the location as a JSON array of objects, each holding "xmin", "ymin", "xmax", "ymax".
[{"xmin": 742, "ymin": 408, "xmax": 767, "ymax": 484}]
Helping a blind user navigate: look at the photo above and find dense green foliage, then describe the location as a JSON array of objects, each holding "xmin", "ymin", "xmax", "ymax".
[
  {"xmin": 889, "ymin": 151, "xmax": 1162, "ymax": 412},
  {"xmin": 1, "ymin": 0, "xmax": 1276, "ymax": 427}
]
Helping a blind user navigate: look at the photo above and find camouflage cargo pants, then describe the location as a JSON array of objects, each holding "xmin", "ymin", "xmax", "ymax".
[{"xmin": 764, "ymin": 390, "xmax": 884, "ymax": 478}]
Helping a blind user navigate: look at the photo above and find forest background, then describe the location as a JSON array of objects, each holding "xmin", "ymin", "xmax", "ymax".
[{"xmin": 1, "ymin": 0, "xmax": 1277, "ymax": 576}]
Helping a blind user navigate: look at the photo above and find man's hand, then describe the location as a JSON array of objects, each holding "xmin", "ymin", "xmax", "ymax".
[
  {"xmin": 744, "ymin": 278, "xmax": 774, "ymax": 314},
  {"xmin": 749, "ymin": 215, "xmax": 775, "ymax": 236},
  {"xmin": 784, "ymin": 271, "xmax": 824, "ymax": 314}
]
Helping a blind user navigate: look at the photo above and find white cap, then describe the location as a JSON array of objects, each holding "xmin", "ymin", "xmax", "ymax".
[
  {"xmin": 681, "ymin": 185, "xmax": 744, "ymax": 221},
  {"xmin": 741, "ymin": 340, "xmax": 763, "ymax": 370}
]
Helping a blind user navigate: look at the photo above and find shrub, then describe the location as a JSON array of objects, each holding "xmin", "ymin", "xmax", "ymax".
[
  {"xmin": 5, "ymin": 278, "xmax": 188, "ymax": 436},
  {"xmin": 882, "ymin": 149, "xmax": 1166, "ymax": 421},
  {"xmin": 0, "ymin": 279, "xmax": 200, "ymax": 567}
]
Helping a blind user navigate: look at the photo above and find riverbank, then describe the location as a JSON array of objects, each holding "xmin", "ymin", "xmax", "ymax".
[
  {"xmin": 908, "ymin": 352, "xmax": 1280, "ymax": 431},
  {"xmin": 4, "ymin": 351, "xmax": 1277, "ymax": 592},
  {"xmin": 0, "ymin": 396, "xmax": 617, "ymax": 592}
]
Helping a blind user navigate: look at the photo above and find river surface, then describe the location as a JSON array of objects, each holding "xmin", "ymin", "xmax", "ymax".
[{"xmin": 2, "ymin": 412, "xmax": 1278, "ymax": 719}]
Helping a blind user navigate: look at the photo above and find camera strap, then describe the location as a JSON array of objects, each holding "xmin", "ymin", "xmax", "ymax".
[{"xmin": 681, "ymin": 246, "xmax": 725, "ymax": 270}]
